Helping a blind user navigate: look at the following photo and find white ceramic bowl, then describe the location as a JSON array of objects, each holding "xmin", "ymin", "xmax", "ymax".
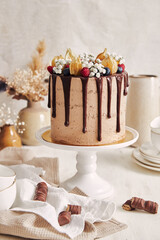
[
  {"xmin": 0, "ymin": 180, "xmax": 16, "ymax": 210},
  {"xmin": 0, "ymin": 164, "xmax": 16, "ymax": 191},
  {"xmin": 150, "ymin": 117, "xmax": 160, "ymax": 151}
]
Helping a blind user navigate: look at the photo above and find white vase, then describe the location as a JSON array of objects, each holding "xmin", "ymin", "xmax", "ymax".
[{"xmin": 17, "ymin": 101, "xmax": 50, "ymax": 146}]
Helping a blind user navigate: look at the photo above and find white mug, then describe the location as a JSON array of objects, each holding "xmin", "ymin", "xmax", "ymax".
[
  {"xmin": 126, "ymin": 75, "xmax": 159, "ymax": 147},
  {"xmin": 150, "ymin": 116, "xmax": 160, "ymax": 151}
]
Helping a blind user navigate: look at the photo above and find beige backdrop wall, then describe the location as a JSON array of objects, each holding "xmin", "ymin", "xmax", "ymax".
[{"xmin": 0, "ymin": 0, "xmax": 160, "ymax": 110}]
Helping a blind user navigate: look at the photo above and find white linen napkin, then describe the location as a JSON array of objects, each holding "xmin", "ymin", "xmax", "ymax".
[
  {"xmin": 10, "ymin": 164, "xmax": 45, "ymax": 183},
  {"xmin": 9, "ymin": 165, "xmax": 116, "ymax": 239}
]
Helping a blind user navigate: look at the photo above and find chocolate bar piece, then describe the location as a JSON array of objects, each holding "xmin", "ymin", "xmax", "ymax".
[
  {"xmin": 67, "ymin": 204, "xmax": 81, "ymax": 214},
  {"xmin": 34, "ymin": 182, "xmax": 48, "ymax": 202},
  {"xmin": 58, "ymin": 211, "xmax": 71, "ymax": 226},
  {"xmin": 37, "ymin": 182, "xmax": 48, "ymax": 190},
  {"xmin": 34, "ymin": 192, "xmax": 47, "ymax": 202},
  {"xmin": 131, "ymin": 197, "xmax": 158, "ymax": 214},
  {"xmin": 122, "ymin": 199, "xmax": 135, "ymax": 211},
  {"xmin": 36, "ymin": 187, "xmax": 48, "ymax": 195}
]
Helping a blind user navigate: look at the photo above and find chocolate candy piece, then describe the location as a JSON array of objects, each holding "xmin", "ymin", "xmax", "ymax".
[
  {"xmin": 67, "ymin": 204, "xmax": 81, "ymax": 214},
  {"xmin": 36, "ymin": 187, "xmax": 48, "ymax": 195},
  {"xmin": 122, "ymin": 199, "xmax": 135, "ymax": 211},
  {"xmin": 34, "ymin": 182, "xmax": 48, "ymax": 202},
  {"xmin": 37, "ymin": 182, "xmax": 48, "ymax": 190},
  {"xmin": 35, "ymin": 194, "xmax": 47, "ymax": 201},
  {"xmin": 131, "ymin": 197, "xmax": 158, "ymax": 214},
  {"xmin": 58, "ymin": 211, "xmax": 71, "ymax": 226},
  {"xmin": 34, "ymin": 192, "xmax": 47, "ymax": 202}
]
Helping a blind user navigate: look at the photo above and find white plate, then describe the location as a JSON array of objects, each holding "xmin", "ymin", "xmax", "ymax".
[
  {"xmin": 133, "ymin": 158, "xmax": 160, "ymax": 172},
  {"xmin": 140, "ymin": 151, "xmax": 160, "ymax": 164},
  {"xmin": 36, "ymin": 126, "xmax": 139, "ymax": 152},
  {"xmin": 133, "ymin": 148, "xmax": 160, "ymax": 168},
  {"xmin": 140, "ymin": 142, "xmax": 160, "ymax": 161}
]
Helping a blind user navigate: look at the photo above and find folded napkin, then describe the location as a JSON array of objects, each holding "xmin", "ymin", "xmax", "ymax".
[
  {"xmin": 9, "ymin": 164, "xmax": 115, "ymax": 239},
  {"xmin": 0, "ymin": 147, "xmax": 127, "ymax": 239}
]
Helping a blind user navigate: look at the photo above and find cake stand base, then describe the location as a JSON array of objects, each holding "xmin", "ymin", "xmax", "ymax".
[
  {"xmin": 36, "ymin": 126, "xmax": 139, "ymax": 199},
  {"xmin": 61, "ymin": 151, "xmax": 113, "ymax": 199}
]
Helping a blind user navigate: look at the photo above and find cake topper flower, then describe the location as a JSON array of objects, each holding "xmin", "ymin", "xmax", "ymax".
[{"xmin": 2, "ymin": 40, "xmax": 49, "ymax": 102}]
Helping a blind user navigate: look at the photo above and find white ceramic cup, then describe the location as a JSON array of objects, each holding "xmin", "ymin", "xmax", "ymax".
[
  {"xmin": 126, "ymin": 75, "xmax": 159, "ymax": 147},
  {"xmin": 0, "ymin": 179, "xmax": 16, "ymax": 210},
  {"xmin": 0, "ymin": 164, "xmax": 16, "ymax": 191},
  {"xmin": 150, "ymin": 116, "xmax": 160, "ymax": 151}
]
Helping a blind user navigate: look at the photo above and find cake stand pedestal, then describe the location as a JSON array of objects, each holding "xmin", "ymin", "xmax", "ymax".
[{"xmin": 36, "ymin": 126, "xmax": 138, "ymax": 199}]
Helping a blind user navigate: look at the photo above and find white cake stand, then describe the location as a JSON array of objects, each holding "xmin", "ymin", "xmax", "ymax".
[{"xmin": 36, "ymin": 126, "xmax": 138, "ymax": 199}]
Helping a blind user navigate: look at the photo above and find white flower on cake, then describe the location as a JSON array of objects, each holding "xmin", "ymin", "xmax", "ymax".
[{"xmin": 107, "ymin": 52, "xmax": 125, "ymax": 65}]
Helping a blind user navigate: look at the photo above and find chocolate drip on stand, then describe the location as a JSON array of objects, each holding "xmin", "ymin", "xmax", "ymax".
[
  {"xmin": 106, "ymin": 77, "xmax": 112, "ymax": 118},
  {"xmin": 123, "ymin": 72, "xmax": 128, "ymax": 96},
  {"xmin": 48, "ymin": 75, "xmax": 51, "ymax": 108},
  {"xmin": 116, "ymin": 76, "xmax": 122, "ymax": 132},
  {"xmin": 61, "ymin": 76, "xmax": 72, "ymax": 126},
  {"xmin": 126, "ymin": 72, "xmax": 129, "ymax": 87},
  {"xmin": 51, "ymin": 75, "xmax": 57, "ymax": 118},
  {"xmin": 96, "ymin": 78, "xmax": 103, "ymax": 141},
  {"xmin": 81, "ymin": 77, "xmax": 88, "ymax": 133}
]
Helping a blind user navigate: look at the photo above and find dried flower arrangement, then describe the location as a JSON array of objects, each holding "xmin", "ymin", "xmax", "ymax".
[
  {"xmin": 0, "ymin": 102, "xmax": 18, "ymax": 127},
  {"xmin": 2, "ymin": 40, "xmax": 49, "ymax": 102}
]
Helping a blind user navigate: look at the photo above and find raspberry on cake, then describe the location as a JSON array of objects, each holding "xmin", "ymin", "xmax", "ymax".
[{"xmin": 47, "ymin": 48, "xmax": 128, "ymax": 146}]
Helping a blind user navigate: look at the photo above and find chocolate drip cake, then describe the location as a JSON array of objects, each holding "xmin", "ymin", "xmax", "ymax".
[{"xmin": 47, "ymin": 48, "xmax": 129, "ymax": 146}]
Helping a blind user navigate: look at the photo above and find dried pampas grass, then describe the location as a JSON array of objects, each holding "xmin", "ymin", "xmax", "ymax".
[{"xmin": 28, "ymin": 40, "xmax": 46, "ymax": 74}]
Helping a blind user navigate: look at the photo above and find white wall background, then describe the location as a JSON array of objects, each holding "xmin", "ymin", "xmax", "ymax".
[
  {"xmin": 0, "ymin": 0, "xmax": 160, "ymax": 110},
  {"xmin": 0, "ymin": 0, "xmax": 160, "ymax": 75}
]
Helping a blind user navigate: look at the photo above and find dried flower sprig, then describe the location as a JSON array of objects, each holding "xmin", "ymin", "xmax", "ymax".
[
  {"xmin": 6, "ymin": 68, "xmax": 48, "ymax": 102},
  {"xmin": 28, "ymin": 40, "xmax": 46, "ymax": 74},
  {"xmin": 1, "ymin": 40, "xmax": 49, "ymax": 102}
]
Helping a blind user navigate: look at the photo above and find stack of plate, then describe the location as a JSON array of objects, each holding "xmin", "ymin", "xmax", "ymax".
[{"xmin": 132, "ymin": 142, "xmax": 160, "ymax": 171}]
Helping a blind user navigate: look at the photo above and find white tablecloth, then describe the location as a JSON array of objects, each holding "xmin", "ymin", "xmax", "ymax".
[
  {"xmin": 53, "ymin": 146, "xmax": 160, "ymax": 240},
  {"xmin": 1, "ymin": 146, "xmax": 160, "ymax": 239}
]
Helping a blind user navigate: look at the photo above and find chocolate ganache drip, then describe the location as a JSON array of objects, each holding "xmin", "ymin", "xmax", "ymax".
[
  {"xmin": 51, "ymin": 74, "xmax": 57, "ymax": 118},
  {"xmin": 48, "ymin": 75, "xmax": 51, "ymax": 108},
  {"xmin": 106, "ymin": 77, "xmax": 112, "ymax": 118},
  {"xmin": 116, "ymin": 76, "xmax": 122, "ymax": 132},
  {"xmin": 123, "ymin": 72, "xmax": 128, "ymax": 96},
  {"xmin": 81, "ymin": 77, "xmax": 89, "ymax": 133},
  {"xmin": 60, "ymin": 76, "xmax": 72, "ymax": 126},
  {"xmin": 49, "ymin": 73, "xmax": 128, "ymax": 142},
  {"xmin": 96, "ymin": 77, "xmax": 103, "ymax": 141}
]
